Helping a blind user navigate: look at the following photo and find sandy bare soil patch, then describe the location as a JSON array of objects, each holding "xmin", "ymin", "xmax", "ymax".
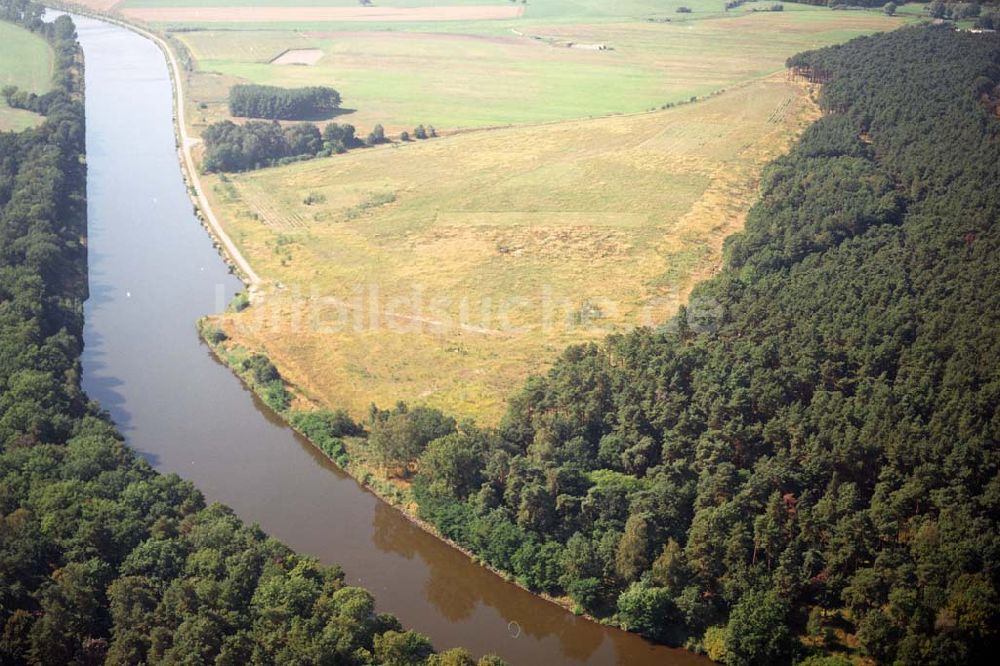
[
  {"xmin": 271, "ymin": 48, "xmax": 324, "ymax": 65},
  {"xmin": 123, "ymin": 6, "xmax": 525, "ymax": 23}
]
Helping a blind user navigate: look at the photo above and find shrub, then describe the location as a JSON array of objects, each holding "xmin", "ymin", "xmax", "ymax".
[
  {"xmin": 241, "ymin": 354, "xmax": 279, "ymax": 385},
  {"xmin": 568, "ymin": 577, "xmax": 603, "ymax": 615},
  {"xmin": 367, "ymin": 124, "xmax": 386, "ymax": 145},
  {"xmin": 262, "ymin": 381, "xmax": 291, "ymax": 412},
  {"xmin": 291, "ymin": 409, "xmax": 363, "ymax": 439},
  {"xmin": 616, "ymin": 583, "xmax": 680, "ymax": 641},
  {"xmin": 205, "ymin": 327, "xmax": 227, "ymax": 344},
  {"xmin": 230, "ymin": 292, "xmax": 250, "ymax": 312},
  {"xmin": 702, "ymin": 626, "xmax": 727, "ymax": 662}
]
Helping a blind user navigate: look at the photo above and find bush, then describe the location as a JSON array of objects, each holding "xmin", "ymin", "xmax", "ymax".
[
  {"xmin": 262, "ymin": 381, "xmax": 291, "ymax": 412},
  {"xmin": 414, "ymin": 480, "xmax": 476, "ymax": 543},
  {"xmin": 616, "ymin": 583, "xmax": 680, "ymax": 641},
  {"xmin": 367, "ymin": 123, "xmax": 387, "ymax": 145},
  {"xmin": 292, "ymin": 412, "xmax": 351, "ymax": 464},
  {"xmin": 242, "ymin": 354, "xmax": 280, "ymax": 385},
  {"xmin": 205, "ymin": 327, "xmax": 228, "ymax": 344},
  {"xmin": 291, "ymin": 408, "xmax": 363, "ymax": 439},
  {"xmin": 230, "ymin": 292, "xmax": 250, "ymax": 312},
  {"xmin": 568, "ymin": 577, "xmax": 603, "ymax": 615},
  {"xmin": 702, "ymin": 626, "xmax": 727, "ymax": 662}
]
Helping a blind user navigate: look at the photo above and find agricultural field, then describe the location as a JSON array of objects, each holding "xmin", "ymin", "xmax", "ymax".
[
  {"xmin": 163, "ymin": 2, "xmax": 903, "ymax": 132},
  {"xmin": 56, "ymin": 0, "xmax": 908, "ymax": 423},
  {"xmin": 0, "ymin": 20, "xmax": 52, "ymax": 131},
  {"xmin": 204, "ymin": 75, "xmax": 819, "ymax": 422}
]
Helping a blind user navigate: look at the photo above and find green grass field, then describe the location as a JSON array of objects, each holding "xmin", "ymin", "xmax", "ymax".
[
  {"xmin": 167, "ymin": 3, "xmax": 901, "ymax": 132},
  {"xmin": 0, "ymin": 20, "xmax": 53, "ymax": 131}
]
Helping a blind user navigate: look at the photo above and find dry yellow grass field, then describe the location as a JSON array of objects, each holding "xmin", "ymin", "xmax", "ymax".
[{"xmin": 205, "ymin": 75, "xmax": 819, "ymax": 422}]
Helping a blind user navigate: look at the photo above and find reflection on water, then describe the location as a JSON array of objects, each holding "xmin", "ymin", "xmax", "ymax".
[{"xmin": 74, "ymin": 11, "xmax": 709, "ymax": 666}]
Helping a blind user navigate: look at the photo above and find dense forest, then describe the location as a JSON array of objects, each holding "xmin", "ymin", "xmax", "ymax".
[
  {"xmin": 0, "ymin": 3, "xmax": 501, "ymax": 664},
  {"xmin": 228, "ymin": 83, "xmax": 341, "ymax": 121},
  {"xmin": 333, "ymin": 26, "xmax": 1000, "ymax": 665}
]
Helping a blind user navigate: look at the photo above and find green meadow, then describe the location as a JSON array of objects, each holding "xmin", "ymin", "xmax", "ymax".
[
  {"xmin": 155, "ymin": 2, "xmax": 903, "ymax": 132},
  {"xmin": 0, "ymin": 20, "xmax": 52, "ymax": 131}
]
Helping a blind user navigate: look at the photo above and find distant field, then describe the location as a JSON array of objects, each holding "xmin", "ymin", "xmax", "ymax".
[
  {"xmin": 173, "ymin": 6, "xmax": 900, "ymax": 132},
  {"xmin": 124, "ymin": 5, "xmax": 525, "ymax": 22},
  {"xmin": 205, "ymin": 76, "xmax": 819, "ymax": 421},
  {"xmin": 114, "ymin": 0, "xmax": 852, "ymax": 19},
  {"xmin": 0, "ymin": 21, "xmax": 52, "ymax": 131}
]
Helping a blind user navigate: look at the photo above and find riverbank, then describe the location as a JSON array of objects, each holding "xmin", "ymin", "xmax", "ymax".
[{"xmin": 195, "ymin": 316, "xmax": 616, "ymax": 624}]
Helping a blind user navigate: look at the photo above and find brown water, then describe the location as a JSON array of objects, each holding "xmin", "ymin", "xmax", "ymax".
[{"xmin": 75, "ymin": 14, "xmax": 709, "ymax": 666}]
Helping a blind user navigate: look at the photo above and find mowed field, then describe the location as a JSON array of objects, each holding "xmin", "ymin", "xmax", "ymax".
[
  {"xmin": 168, "ymin": 3, "xmax": 901, "ymax": 131},
  {"xmin": 0, "ymin": 21, "xmax": 53, "ymax": 131},
  {"xmin": 205, "ymin": 76, "xmax": 819, "ymax": 422}
]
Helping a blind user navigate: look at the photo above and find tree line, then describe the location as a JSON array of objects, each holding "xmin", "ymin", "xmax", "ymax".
[
  {"xmin": 228, "ymin": 83, "xmax": 341, "ymax": 120},
  {"xmin": 928, "ymin": 1, "xmax": 995, "ymax": 20},
  {"xmin": 202, "ymin": 119, "xmax": 365, "ymax": 172},
  {"xmin": 201, "ymin": 117, "xmax": 437, "ymax": 172},
  {"xmin": 0, "ymin": 3, "xmax": 503, "ymax": 664},
  {"xmin": 789, "ymin": 0, "xmax": 894, "ymax": 7},
  {"xmin": 345, "ymin": 26, "xmax": 1000, "ymax": 665}
]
